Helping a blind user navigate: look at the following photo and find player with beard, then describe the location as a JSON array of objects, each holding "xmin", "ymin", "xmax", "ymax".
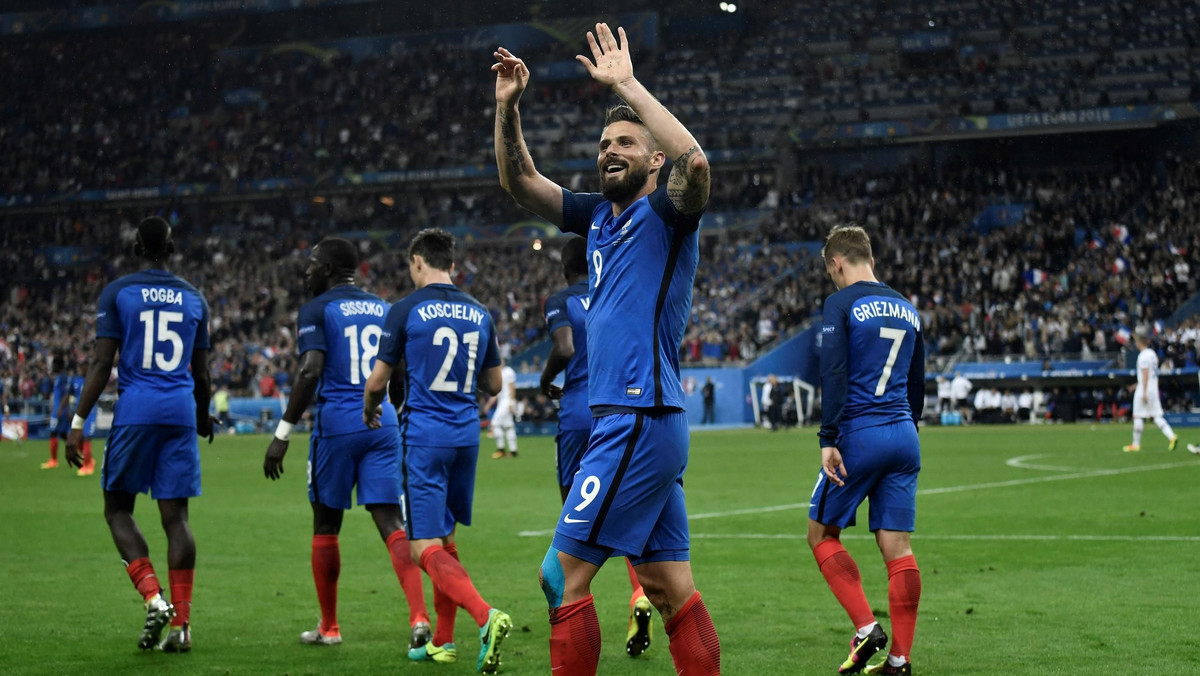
[{"xmin": 493, "ymin": 23, "xmax": 719, "ymax": 675}]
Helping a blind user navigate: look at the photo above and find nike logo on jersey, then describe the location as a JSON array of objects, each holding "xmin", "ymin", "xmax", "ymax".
[
  {"xmin": 563, "ymin": 515, "xmax": 589, "ymax": 524},
  {"xmin": 590, "ymin": 224, "xmax": 600, "ymax": 230}
]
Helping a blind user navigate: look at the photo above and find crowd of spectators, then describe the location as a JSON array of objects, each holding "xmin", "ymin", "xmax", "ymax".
[
  {"xmin": 2, "ymin": 0, "xmax": 1198, "ymax": 196},
  {"xmin": 3, "ymin": 145, "xmax": 1198, "ymax": 411},
  {"xmin": 2, "ymin": 2, "xmax": 1200, "ymax": 414}
]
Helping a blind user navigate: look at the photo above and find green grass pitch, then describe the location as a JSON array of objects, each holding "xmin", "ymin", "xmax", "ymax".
[{"xmin": 3, "ymin": 424, "xmax": 1199, "ymax": 675}]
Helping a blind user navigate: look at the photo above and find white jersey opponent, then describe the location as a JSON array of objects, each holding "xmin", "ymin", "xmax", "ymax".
[
  {"xmin": 1133, "ymin": 348, "xmax": 1164, "ymax": 419},
  {"xmin": 491, "ymin": 366, "xmax": 518, "ymax": 426}
]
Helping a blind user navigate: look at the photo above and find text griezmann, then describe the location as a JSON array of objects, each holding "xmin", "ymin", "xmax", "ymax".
[
  {"xmin": 417, "ymin": 302, "xmax": 486, "ymax": 325},
  {"xmin": 851, "ymin": 299, "xmax": 921, "ymax": 330}
]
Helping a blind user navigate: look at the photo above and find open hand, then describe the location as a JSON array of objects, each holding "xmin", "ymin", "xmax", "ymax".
[
  {"xmin": 492, "ymin": 47, "xmax": 529, "ymax": 107},
  {"xmin": 577, "ymin": 23, "xmax": 633, "ymax": 88}
]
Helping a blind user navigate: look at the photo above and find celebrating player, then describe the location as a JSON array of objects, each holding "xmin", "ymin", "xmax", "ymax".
[
  {"xmin": 540, "ymin": 235, "xmax": 653, "ymax": 658},
  {"xmin": 1123, "ymin": 331, "xmax": 1179, "ymax": 452},
  {"xmin": 262, "ymin": 237, "xmax": 430, "ymax": 649},
  {"xmin": 487, "ymin": 361, "xmax": 519, "ymax": 459},
  {"xmin": 66, "ymin": 216, "xmax": 214, "ymax": 653},
  {"xmin": 493, "ymin": 23, "xmax": 720, "ymax": 675},
  {"xmin": 808, "ymin": 225, "xmax": 924, "ymax": 675},
  {"xmin": 363, "ymin": 228, "xmax": 512, "ymax": 673}
]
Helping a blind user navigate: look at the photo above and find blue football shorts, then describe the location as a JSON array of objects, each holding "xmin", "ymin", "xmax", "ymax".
[
  {"xmin": 402, "ymin": 444, "xmax": 479, "ymax": 541},
  {"xmin": 555, "ymin": 427, "xmax": 590, "ymax": 488},
  {"xmin": 808, "ymin": 420, "xmax": 921, "ymax": 532},
  {"xmin": 308, "ymin": 427, "xmax": 402, "ymax": 510},
  {"xmin": 552, "ymin": 410, "xmax": 691, "ymax": 567},
  {"xmin": 101, "ymin": 425, "xmax": 201, "ymax": 500}
]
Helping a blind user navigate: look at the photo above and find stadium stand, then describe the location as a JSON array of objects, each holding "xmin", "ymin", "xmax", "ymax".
[{"xmin": 2, "ymin": 0, "xmax": 1199, "ymax": 432}]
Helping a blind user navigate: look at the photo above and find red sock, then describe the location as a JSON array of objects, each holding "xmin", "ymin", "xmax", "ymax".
[
  {"xmin": 813, "ymin": 539, "xmax": 875, "ymax": 629},
  {"xmin": 385, "ymin": 530, "xmax": 429, "ymax": 626},
  {"xmin": 125, "ymin": 557, "xmax": 161, "ymax": 602},
  {"xmin": 169, "ymin": 569, "xmax": 193, "ymax": 627},
  {"xmin": 886, "ymin": 555, "xmax": 921, "ymax": 661},
  {"xmin": 312, "ymin": 535, "xmax": 340, "ymax": 634},
  {"xmin": 418, "ymin": 545, "xmax": 490, "ymax": 627},
  {"xmin": 664, "ymin": 591, "xmax": 721, "ymax": 675},
  {"xmin": 548, "ymin": 594, "xmax": 601, "ymax": 676},
  {"xmin": 49, "ymin": 436, "xmax": 58, "ymax": 461},
  {"xmin": 626, "ymin": 558, "xmax": 645, "ymax": 608},
  {"xmin": 432, "ymin": 543, "xmax": 460, "ymax": 646},
  {"xmin": 82, "ymin": 440, "xmax": 93, "ymax": 466}
]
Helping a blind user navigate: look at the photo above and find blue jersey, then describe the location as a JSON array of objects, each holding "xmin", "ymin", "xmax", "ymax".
[
  {"xmin": 96, "ymin": 269, "xmax": 210, "ymax": 428},
  {"xmin": 377, "ymin": 283, "xmax": 500, "ymax": 447},
  {"xmin": 819, "ymin": 281, "xmax": 925, "ymax": 448},
  {"xmin": 297, "ymin": 285, "xmax": 398, "ymax": 437},
  {"xmin": 544, "ymin": 279, "xmax": 591, "ymax": 431},
  {"xmin": 560, "ymin": 185, "xmax": 700, "ymax": 410},
  {"xmin": 52, "ymin": 373, "xmax": 72, "ymax": 417}
]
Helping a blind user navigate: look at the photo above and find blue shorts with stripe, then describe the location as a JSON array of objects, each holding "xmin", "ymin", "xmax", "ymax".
[
  {"xmin": 308, "ymin": 427, "xmax": 401, "ymax": 510},
  {"xmin": 809, "ymin": 420, "xmax": 920, "ymax": 532},
  {"xmin": 402, "ymin": 444, "xmax": 478, "ymax": 541},
  {"xmin": 102, "ymin": 425, "xmax": 201, "ymax": 500},
  {"xmin": 555, "ymin": 427, "xmax": 590, "ymax": 488},
  {"xmin": 552, "ymin": 410, "xmax": 691, "ymax": 566}
]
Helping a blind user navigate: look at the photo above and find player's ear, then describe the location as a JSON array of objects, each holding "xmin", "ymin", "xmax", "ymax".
[{"xmin": 165, "ymin": 240, "xmax": 176, "ymax": 256}]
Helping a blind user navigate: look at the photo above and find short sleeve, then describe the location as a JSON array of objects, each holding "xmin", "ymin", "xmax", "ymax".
[
  {"xmin": 96, "ymin": 282, "xmax": 122, "ymax": 340},
  {"xmin": 648, "ymin": 185, "xmax": 702, "ymax": 233},
  {"xmin": 561, "ymin": 188, "xmax": 606, "ymax": 237},
  {"xmin": 194, "ymin": 294, "xmax": 212, "ymax": 350},
  {"xmin": 296, "ymin": 300, "xmax": 326, "ymax": 355},
  {"xmin": 377, "ymin": 299, "xmax": 409, "ymax": 365},
  {"xmin": 544, "ymin": 291, "xmax": 570, "ymax": 333}
]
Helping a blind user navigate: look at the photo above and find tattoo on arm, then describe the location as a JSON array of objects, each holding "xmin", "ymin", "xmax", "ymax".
[
  {"xmin": 498, "ymin": 109, "xmax": 529, "ymax": 177},
  {"xmin": 667, "ymin": 144, "xmax": 709, "ymax": 215}
]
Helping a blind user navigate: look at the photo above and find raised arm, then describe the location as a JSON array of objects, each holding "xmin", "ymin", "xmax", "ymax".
[
  {"xmin": 577, "ymin": 23, "xmax": 710, "ymax": 215},
  {"xmin": 493, "ymin": 47, "xmax": 566, "ymax": 227}
]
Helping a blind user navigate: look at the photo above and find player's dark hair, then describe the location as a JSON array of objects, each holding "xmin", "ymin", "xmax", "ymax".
[
  {"xmin": 314, "ymin": 237, "xmax": 359, "ymax": 276},
  {"xmin": 604, "ymin": 104, "xmax": 643, "ymax": 127},
  {"xmin": 408, "ymin": 228, "xmax": 455, "ymax": 271},
  {"xmin": 604, "ymin": 104, "xmax": 658, "ymax": 151},
  {"xmin": 561, "ymin": 236, "xmax": 588, "ymax": 278},
  {"xmin": 52, "ymin": 355, "xmax": 65, "ymax": 371},
  {"xmin": 822, "ymin": 224, "xmax": 873, "ymax": 264},
  {"xmin": 135, "ymin": 216, "xmax": 175, "ymax": 261}
]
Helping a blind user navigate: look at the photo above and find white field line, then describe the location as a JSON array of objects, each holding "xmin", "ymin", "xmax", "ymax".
[
  {"xmin": 517, "ymin": 456, "xmax": 1200, "ymax": 538},
  {"xmin": 690, "ymin": 533, "xmax": 1200, "ymax": 543}
]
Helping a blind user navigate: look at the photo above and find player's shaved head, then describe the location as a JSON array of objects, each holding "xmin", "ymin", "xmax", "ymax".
[
  {"xmin": 822, "ymin": 224, "xmax": 873, "ymax": 265},
  {"xmin": 313, "ymin": 237, "xmax": 359, "ymax": 276},
  {"xmin": 135, "ymin": 216, "xmax": 174, "ymax": 261},
  {"xmin": 408, "ymin": 228, "xmax": 456, "ymax": 272},
  {"xmin": 561, "ymin": 236, "xmax": 588, "ymax": 278}
]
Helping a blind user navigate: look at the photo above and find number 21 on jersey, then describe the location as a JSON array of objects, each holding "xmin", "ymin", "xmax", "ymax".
[{"xmin": 430, "ymin": 327, "xmax": 480, "ymax": 393}]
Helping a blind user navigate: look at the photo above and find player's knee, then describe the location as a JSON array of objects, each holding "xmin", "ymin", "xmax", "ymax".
[{"xmin": 539, "ymin": 547, "xmax": 565, "ymax": 608}]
